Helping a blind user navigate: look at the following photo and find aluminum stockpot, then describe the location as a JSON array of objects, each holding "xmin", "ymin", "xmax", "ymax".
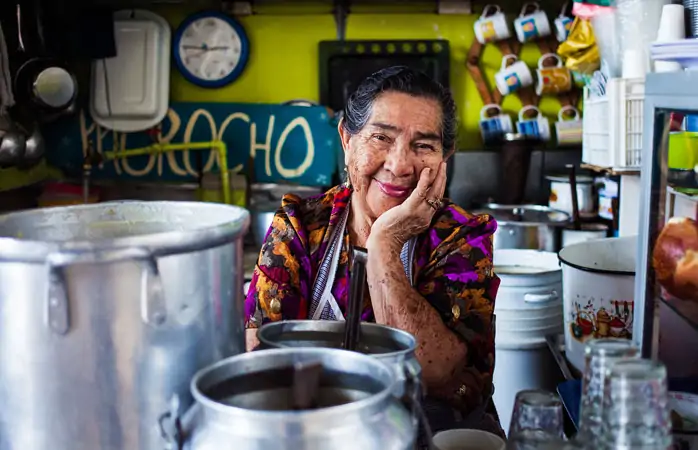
[
  {"xmin": 178, "ymin": 347, "xmax": 417, "ymax": 450},
  {"xmin": 257, "ymin": 320, "xmax": 421, "ymax": 397},
  {"xmin": 474, "ymin": 204, "xmax": 570, "ymax": 252},
  {"xmin": 0, "ymin": 201, "xmax": 249, "ymax": 450}
]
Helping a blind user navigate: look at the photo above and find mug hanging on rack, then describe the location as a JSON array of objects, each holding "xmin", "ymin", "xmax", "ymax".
[
  {"xmin": 514, "ymin": 2, "xmax": 552, "ymax": 43},
  {"xmin": 474, "ymin": 4, "xmax": 512, "ymax": 44},
  {"xmin": 479, "ymin": 104, "xmax": 514, "ymax": 144},
  {"xmin": 536, "ymin": 53, "xmax": 572, "ymax": 95},
  {"xmin": 555, "ymin": 105, "xmax": 583, "ymax": 145},
  {"xmin": 495, "ymin": 55, "xmax": 534, "ymax": 96},
  {"xmin": 554, "ymin": 2, "xmax": 574, "ymax": 42},
  {"xmin": 516, "ymin": 105, "xmax": 551, "ymax": 141}
]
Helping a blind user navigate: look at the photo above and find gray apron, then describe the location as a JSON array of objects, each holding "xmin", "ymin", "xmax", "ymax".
[{"xmin": 307, "ymin": 207, "xmax": 496, "ymax": 445}]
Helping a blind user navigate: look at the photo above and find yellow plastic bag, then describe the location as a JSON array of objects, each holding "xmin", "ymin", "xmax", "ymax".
[{"xmin": 557, "ymin": 17, "xmax": 599, "ymax": 74}]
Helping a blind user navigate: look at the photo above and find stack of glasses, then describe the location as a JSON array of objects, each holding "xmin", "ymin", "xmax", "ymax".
[
  {"xmin": 573, "ymin": 338, "xmax": 673, "ymax": 450},
  {"xmin": 506, "ymin": 338, "xmax": 674, "ymax": 449}
]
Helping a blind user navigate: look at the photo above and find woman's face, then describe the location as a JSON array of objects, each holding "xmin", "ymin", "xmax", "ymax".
[{"xmin": 339, "ymin": 91, "xmax": 446, "ymax": 221}]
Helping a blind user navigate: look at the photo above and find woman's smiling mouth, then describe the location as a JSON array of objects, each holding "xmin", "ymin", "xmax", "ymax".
[{"xmin": 374, "ymin": 180, "xmax": 413, "ymax": 199}]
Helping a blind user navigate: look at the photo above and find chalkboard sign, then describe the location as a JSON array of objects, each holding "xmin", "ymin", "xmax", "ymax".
[{"xmin": 43, "ymin": 102, "xmax": 340, "ymax": 187}]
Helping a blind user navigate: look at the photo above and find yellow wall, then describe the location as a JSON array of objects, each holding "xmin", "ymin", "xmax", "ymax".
[{"xmin": 161, "ymin": 8, "xmax": 567, "ymax": 149}]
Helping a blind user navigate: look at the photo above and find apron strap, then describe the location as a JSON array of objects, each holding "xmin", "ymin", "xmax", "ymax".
[{"xmin": 308, "ymin": 205, "xmax": 349, "ymax": 321}]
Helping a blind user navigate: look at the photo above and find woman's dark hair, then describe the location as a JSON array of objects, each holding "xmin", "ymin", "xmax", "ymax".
[{"xmin": 341, "ymin": 66, "xmax": 457, "ymax": 153}]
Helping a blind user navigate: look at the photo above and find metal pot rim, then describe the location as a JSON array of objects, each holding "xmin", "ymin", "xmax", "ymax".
[
  {"xmin": 475, "ymin": 203, "xmax": 570, "ymax": 227},
  {"xmin": 190, "ymin": 347, "xmax": 396, "ymax": 420},
  {"xmin": 0, "ymin": 200, "xmax": 250, "ymax": 263},
  {"xmin": 558, "ymin": 236, "xmax": 635, "ymax": 276},
  {"xmin": 257, "ymin": 320, "xmax": 417, "ymax": 359}
]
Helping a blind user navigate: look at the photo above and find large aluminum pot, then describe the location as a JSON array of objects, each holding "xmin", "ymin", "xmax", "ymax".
[
  {"xmin": 177, "ymin": 347, "xmax": 417, "ymax": 450},
  {"xmin": 257, "ymin": 320, "xmax": 421, "ymax": 396},
  {"xmin": 474, "ymin": 204, "xmax": 570, "ymax": 252},
  {"xmin": 0, "ymin": 201, "xmax": 249, "ymax": 450}
]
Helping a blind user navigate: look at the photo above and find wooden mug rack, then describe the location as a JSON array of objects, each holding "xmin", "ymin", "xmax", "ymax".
[{"xmin": 466, "ymin": 37, "xmax": 581, "ymax": 115}]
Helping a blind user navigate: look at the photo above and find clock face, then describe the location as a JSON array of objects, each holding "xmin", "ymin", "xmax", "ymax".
[{"xmin": 174, "ymin": 12, "xmax": 249, "ymax": 88}]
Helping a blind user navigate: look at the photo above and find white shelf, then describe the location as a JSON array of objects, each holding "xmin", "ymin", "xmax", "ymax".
[{"xmin": 666, "ymin": 186, "xmax": 698, "ymax": 221}]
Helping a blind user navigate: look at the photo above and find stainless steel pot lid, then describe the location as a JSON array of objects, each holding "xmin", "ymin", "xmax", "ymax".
[
  {"xmin": 474, "ymin": 204, "xmax": 570, "ymax": 225},
  {"xmin": 545, "ymin": 174, "xmax": 594, "ymax": 184}
]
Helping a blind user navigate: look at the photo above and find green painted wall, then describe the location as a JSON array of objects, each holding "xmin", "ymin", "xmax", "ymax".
[{"xmin": 161, "ymin": 8, "xmax": 568, "ymax": 149}]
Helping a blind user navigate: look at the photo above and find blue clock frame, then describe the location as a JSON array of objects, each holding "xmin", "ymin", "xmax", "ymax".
[{"xmin": 173, "ymin": 11, "xmax": 250, "ymax": 88}]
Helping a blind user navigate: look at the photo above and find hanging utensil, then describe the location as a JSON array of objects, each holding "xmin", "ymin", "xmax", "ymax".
[
  {"xmin": 13, "ymin": 3, "xmax": 78, "ymax": 124},
  {"xmin": 19, "ymin": 121, "xmax": 44, "ymax": 168},
  {"xmin": 343, "ymin": 246, "xmax": 368, "ymax": 352},
  {"xmin": 0, "ymin": 116, "xmax": 26, "ymax": 168},
  {"xmin": 567, "ymin": 164, "xmax": 582, "ymax": 230}
]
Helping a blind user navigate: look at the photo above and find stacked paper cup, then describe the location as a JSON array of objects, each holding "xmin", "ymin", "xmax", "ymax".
[{"xmin": 655, "ymin": 4, "xmax": 686, "ymax": 73}]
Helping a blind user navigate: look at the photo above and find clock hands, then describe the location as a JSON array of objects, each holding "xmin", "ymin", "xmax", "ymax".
[{"xmin": 182, "ymin": 44, "xmax": 230, "ymax": 51}]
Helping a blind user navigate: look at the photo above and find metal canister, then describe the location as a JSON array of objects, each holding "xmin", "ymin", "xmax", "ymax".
[{"xmin": 177, "ymin": 347, "xmax": 417, "ymax": 450}]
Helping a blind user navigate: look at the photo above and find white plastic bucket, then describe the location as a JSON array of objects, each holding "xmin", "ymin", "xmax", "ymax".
[{"xmin": 492, "ymin": 249, "xmax": 564, "ymax": 434}]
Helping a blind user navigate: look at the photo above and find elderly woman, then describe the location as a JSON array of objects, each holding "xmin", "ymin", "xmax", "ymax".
[{"xmin": 245, "ymin": 66, "xmax": 502, "ymax": 437}]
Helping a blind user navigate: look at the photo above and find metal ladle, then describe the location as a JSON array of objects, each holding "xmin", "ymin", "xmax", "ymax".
[{"xmin": 343, "ymin": 246, "xmax": 368, "ymax": 352}]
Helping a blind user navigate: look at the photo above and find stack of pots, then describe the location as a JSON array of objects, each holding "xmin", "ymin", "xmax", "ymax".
[{"xmin": 492, "ymin": 249, "xmax": 564, "ymax": 433}]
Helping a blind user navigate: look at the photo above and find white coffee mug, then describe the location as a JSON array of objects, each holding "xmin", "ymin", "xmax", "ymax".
[
  {"xmin": 555, "ymin": 105, "xmax": 583, "ymax": 145},
  {"xmin": 479, "ymin": 104, "xmax": 514, "ymax": 143},
  {"xmin": 433, "ymin": 429, "xmax": 506, "ymax": 450},
  {"xmin": 514, "ymin": 2, "xmax": 551, "ymax": 43},
  {"xmin": 495, "ymin": 55, "xmax": 533, "ymax": 96},
  {"xmin": 554, "ymin": 2, "xmax": 573, "ymax": 42},
  {"xmin": 474, "ymin": 4, "xmax": 512, "ymax": 44},
  {"xmin": 516, "ymin": 105, "xmax": 551, "ymax": 141}
]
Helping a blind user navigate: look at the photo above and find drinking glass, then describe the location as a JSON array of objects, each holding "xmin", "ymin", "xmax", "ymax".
[
  {"xmin": 577, "ymin": 338, "xmax": 639, "ymax": 441},
  {"xmin": 508, "ymin": 390, "xmax": 564, "ymax": 438},
  {"xmin": 505, "ymin": 430, "xmax": 564, "ymax": 449},
  {"xmin": 600, "ymin": 359, "xmax": 672, "ymax": 450}
]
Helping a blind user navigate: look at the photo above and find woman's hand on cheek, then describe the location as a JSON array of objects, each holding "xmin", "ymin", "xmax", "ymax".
[{"xmin": 369, "ymin": 161, "xmax": 447, "ymax": 251}]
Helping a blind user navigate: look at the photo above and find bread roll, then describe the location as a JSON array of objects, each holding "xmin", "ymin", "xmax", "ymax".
[{"xmin": 653, "ymin": 217, "xmax": 698, "ymax": 300}]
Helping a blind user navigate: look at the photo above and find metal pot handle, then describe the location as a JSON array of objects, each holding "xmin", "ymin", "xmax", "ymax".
[
  {"xmin": 523, "ymin": 291, "xmax": 559, "ymax": 303},
  {"xmin": 45, "ymin": 247, "xmax": 166, "ymax": 334},
  {"xmin": 403, "ymin": 362, "xmax": 435, "ymax": 450},
  {"xmin": 158, "ymin": 394, "xmax": 184, "ymax": 450}
]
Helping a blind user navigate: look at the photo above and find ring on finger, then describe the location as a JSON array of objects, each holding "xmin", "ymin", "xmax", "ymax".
[{"xmin": 426, "ymin": 198, "xmax": 443, "ymax": 210}]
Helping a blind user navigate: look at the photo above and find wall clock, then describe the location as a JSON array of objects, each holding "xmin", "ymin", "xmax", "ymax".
[{"xmin": 173, "ymin": 11, "xmax": 250, "ymax": 88}]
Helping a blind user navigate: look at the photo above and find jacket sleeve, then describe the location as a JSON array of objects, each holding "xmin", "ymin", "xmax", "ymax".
[
  {"xmin": 414, "ymin": 211, "xmax": 500, "ymax": 412},
  {"xmin": 244, "ymin": 196, "xmax": 313, "ymax": 328}
]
